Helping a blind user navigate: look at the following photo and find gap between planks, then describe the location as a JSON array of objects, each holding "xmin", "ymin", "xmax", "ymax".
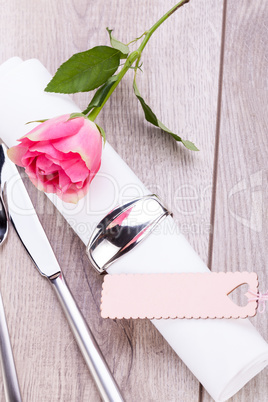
[{"xmin": 201, "ymin": 0, "xmax": 228, "ymax": 401}]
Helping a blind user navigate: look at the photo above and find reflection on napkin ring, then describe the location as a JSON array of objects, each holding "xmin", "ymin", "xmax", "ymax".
[{"xmin": 86, "ymin": 194, "xmax": 171, "ymax": 274}]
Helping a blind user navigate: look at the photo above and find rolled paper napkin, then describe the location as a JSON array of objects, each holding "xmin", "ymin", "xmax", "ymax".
[{"xmin": 0, "ymin": 57, "xmax": 267, "ymax": 402}]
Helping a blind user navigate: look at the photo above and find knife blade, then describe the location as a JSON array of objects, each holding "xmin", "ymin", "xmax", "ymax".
[{"xmin": 0, "ymin": 141, "xmax": 124, "ymax": 402}]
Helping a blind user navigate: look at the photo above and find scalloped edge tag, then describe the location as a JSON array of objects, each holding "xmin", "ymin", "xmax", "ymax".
[{"xmin": 101, "ymin": 272, "xmax": 258, "ymax": 319}]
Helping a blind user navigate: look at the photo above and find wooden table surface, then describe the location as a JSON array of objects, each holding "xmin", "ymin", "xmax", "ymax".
[{"xmin": 0, "ymin": 0, "xmax": 267, "ymax": 401}]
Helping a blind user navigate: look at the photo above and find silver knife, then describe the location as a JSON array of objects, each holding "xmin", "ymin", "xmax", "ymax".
[
  {"xmin": 0, "ymin": 141, "xmax": 124, "ymax": 402},
  {"xmin": 0, "ymin": 151, "xmax": 22, "ymax": 402}
]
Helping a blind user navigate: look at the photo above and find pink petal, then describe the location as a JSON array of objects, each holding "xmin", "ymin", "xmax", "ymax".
[
  {"xmin": 18, "ymin": 137, "xmax": 35, "ymax": 147},
  {"xmin": 58, "ymin": 170, "xmax": 72, "ymax": 192},
  {"xmin": 59, "ymin": 159, "xmax": 89, "ymax": 183},
  {"xmin": 53, "ymin": 119, "xmax": 102, "ymax": 170},
  {"xmin": 40, "ymin": 172, "xmax": 59, "ymax": 183},
  {"xmin": 60, "ymin": 184, "xmax": 89, "ymax": 204},
  {"xmin": 22, "ymin": 114, "xmax": 84, "ymax": 142},
  {"xmin": 28, "ymin": 142, "xmax": 72, "ymax": 161},
  {"xmin": 21, "ymin": 150, "xmax": 41, "ymax": 166},
  {"xmin": 7, "ymin": 145, "xmax": 28, "ymax": 166},
  {"xmin": 90, "ymin": 159, "xmax": 101, "ymax": 179},
  {"xmin": 22, "ymin": 156, "xmax": 37, "ymax": 167},
  {"xmin": 25, "ymin": 160, "xmax": 37, "ymax": 178},
  {"xmin": 60, "ymin": 192, "xmax": 79, "ymax": 204},
  {"xmin": 36, "ymin": 155, "xmax": 59, "ymax": 174}
]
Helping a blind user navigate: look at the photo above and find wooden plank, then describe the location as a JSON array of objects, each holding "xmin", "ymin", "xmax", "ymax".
[
  {"xmin": 202, "ymin": 0, "xmax": 268, "ymax": 401},
  {"xmin": 0, "ymin": 0, "xmax": 222, "ymax": 400}
]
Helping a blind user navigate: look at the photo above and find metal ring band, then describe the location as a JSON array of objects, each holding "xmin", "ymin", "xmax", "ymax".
[{"xmin": 86, "ymin": 194, "xmax": 171, "ymax": 274}]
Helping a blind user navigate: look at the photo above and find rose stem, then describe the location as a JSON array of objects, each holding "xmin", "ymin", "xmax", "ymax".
[{"xmin": 88, "ymin": 0, "xmax": 190, "ymax": 122}]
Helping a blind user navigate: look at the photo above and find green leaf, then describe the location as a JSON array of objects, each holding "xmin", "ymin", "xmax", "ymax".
[
  {"xmin": 82, "ymin": 75, "xmax": 118, "ymax": 115},
  {"xmin": 181, "ymin": 139, "xmax": 199, "ymax": 151},
  {"xmin": 106, "ymin": 28, "xmax": 129, "ymax": 58},
  {"xmin": 26, "ymin": 119, "xmax": 48, "ymax": 124},
  {"xmin": 133, "ymin": 80, "xmax": 199, "ymax": 151},
  {"xmin": 45, "ymin": 46, "xmax": 122, "ymax": 94},
  {"xmin": 96, "ymin": 123, "xmax": 106, "ymax": 144}
]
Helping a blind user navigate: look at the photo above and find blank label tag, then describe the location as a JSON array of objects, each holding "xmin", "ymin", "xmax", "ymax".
[{"xmin": 101, "ymin": 272, "xmax": 258, "ymax": 319}]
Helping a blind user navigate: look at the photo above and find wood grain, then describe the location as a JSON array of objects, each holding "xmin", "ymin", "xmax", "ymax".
[
  {"xmin": 0, "ymin": 0, "xmax": 267, "ymax": 401},
  {"xmin": 202, "ymin": 1, "xmax": 268, "ymax": 401},
  {"xmin": 0, "ymin": 0, "xmax": 222, "ymax": 400}
]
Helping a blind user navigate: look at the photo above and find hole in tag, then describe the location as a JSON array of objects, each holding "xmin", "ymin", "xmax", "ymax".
[{"xmin": 228, "ymin": 283, "xmax": 249, "ymax": 307}]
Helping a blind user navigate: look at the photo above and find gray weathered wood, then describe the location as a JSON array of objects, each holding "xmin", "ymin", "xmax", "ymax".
[
  {"xmin": 0, "ymin": 0, "xmax": 267, "ymax": 401},
  {"xmin": 202, "ymin": 1, "xmax": 268, "ymax": 401}
]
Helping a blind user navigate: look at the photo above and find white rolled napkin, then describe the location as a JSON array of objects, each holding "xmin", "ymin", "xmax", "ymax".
[{"xmin": 0, "ymin": 57, "xmax": 267, "ymax": 402}]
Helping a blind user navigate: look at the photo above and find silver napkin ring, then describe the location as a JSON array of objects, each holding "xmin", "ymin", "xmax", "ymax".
[{"xmin": 86, "ymin": 194, "xmax": 171, "ymax": 274}]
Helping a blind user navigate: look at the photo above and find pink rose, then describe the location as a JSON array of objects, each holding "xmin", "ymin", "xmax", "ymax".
[{"xmin": 7, "ymin": 114, "xmax": 103, "ymax": 203}]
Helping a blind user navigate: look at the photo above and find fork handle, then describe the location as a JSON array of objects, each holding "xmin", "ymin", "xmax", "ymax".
[
  {"xmin": 49, "ymin": 273, "xmax": 124, "ymax": 402},
  {"xmin": 0, "ymin": 293, "xmax": 22, "ymax": 402}
]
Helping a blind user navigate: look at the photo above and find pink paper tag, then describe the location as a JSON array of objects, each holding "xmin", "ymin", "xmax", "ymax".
[{"xmin": 101, "ymin": 272, "xmax": 258, "ymax": 319}]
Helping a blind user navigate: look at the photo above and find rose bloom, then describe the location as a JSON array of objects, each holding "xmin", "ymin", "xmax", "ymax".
[{"xmin": 7, "ymin": 114, "xmax": 103, "ymax": 203}]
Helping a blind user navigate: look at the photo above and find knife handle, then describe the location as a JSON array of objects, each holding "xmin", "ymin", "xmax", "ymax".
[
  {"xmin": 0, "ymin": 293, "xmax": 22, "ymax": 402},
  {"xmin": 49, "ymin": 273, "xmax": 124, "ymax": 402}
]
